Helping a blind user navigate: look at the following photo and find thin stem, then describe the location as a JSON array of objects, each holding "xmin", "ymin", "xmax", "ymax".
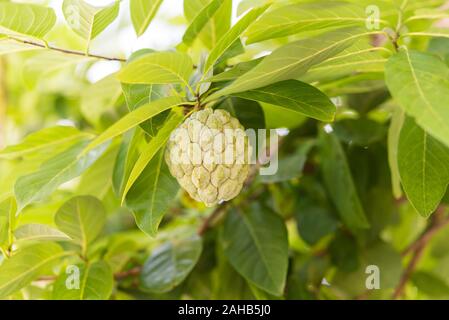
[
  {"xmin": 392, "ymin": 207, "xmax": 449, "ymax": 299},
  {"xmin": 7, "ymin": 36, "xmax": 126, "ymax": 62}
]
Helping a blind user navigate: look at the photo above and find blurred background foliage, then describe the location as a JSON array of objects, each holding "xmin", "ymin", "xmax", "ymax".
[{"xmin": 0, "ymin": 0, "xmax": 449, "ymax": 300}]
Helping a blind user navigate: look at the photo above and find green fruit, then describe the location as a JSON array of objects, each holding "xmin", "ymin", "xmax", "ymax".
[{"xmin": 165, "ymin": 108, "xmax": 252, "ymax": 207}]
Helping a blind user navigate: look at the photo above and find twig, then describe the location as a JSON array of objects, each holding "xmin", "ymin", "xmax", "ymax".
[
  {"xmin": 8, "ymin": 36, "xmax": 126, "ymax": 62},
  {"xmin": 114, "ymin": 266, "xmax": 141, "ymax": 280},
  {"xmin": 392, "ymin": 206, "xmax": 449, "ymax": 299},
  {"xmin": 197, "ymin": 204, "xmax": 229, "ymax": 236}
]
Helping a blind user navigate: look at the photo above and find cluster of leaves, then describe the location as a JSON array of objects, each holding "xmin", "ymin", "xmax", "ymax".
[{"xmin": 0, "ymin": 0, "xmax": 449, "ymax": 300}]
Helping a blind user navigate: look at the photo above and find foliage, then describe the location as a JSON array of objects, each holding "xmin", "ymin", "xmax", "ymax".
[{"xmin": 0, "ymin": 0, "xmax": 449, "ymax": 300}]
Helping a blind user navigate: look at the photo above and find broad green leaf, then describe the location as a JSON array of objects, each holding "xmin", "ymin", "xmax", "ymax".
[
  {"xmin": 184, "ymin": 0, "xmax": 232, "ymax": 49},
  {"xmin": 333, "ymin": 118, "xmax": 386, "ymax": 146},
  {"xmin": 0, "ymin": 198, "xmax": 15, "ymax": 247},
  {"xmin": 261, "ymin": 102, "xmax": 306, "ymax": 129},
  {"xmin": 232, "ymin": 80, "xmax": 336, "ymax": 122},
  {"xmin": 388, "ymin": 108, "xmax": 405, "ymax": 199},
  {"xmin": 23, "ymin": 50, "xmax": 94, "ymax": 89},
  {"xmin": 0, "ymin": 243, "xmax": 69, "ymax": 298},
  {"xmin": 126, "ymin": 149, "xmax": 180, "ymax": 237},
  {"xmin": 81, "ymin": 74, "xmax": 122, "ymax": 126},
  {"xmin": 62, "ymin": 0, "xmax": 119, "ymax": 47},
  {"xmin": 412, "ymin": 271, "xmax": 449, "ymax": 298},
  {"xmin": 319, "ymin": 130, "xmax": 369, "ymax": 230},
  {"xmin": 14, "ymin": 140, "xmax": 109, "ymax": 211},
  {"xmin": 206, "ymin": 27, "xmax": 364, "ymax": 101},
  {"xmin": 0, "ymin": 126, "xmax": 90, "ymax": 160},
  {"xmin": 122, "ymin": 111, "xmax": 183, "ymax": 202},
  {"xmin": 0, "ymin": 3, "xmax": 56, "ymax": 39},
  {"xmin": 0, "ymin": 38, "xmax": 41, "ymax": 55},
  {"xmin": 222, "ymin": 204, "xmax": 288, "ymax": 296},
  {"xmin": 76, "ymin": 143, "xmax": 119, "ymax": 198},
  {"xmin": 84, "ymin": 96, "xmax": 184, "ymax": 153},
  {"xmin": 140, "ymin": 234, "xmax": 202, "ymax": 293},
  {"xmin": 398, "ymin": 117, "xmax": 449, "ymax": 217},
  {"xmin": 54, "ymin": 196, "xmax": 106, "ymax": 254},
  {"xmin": 259, "ymin": 140, "xmax": 315, "ymax": 183},
  {"xmin": 130, "ymin": 0, "xmax": 163, "ymax": 36},
  {"xmin": 117, "ymin": 51, "xmax": 193, "ymax": 86},
  {"xmin": 333, "ymin": 241, "xmax": 402, "ymax": 297},
  {"xmin": 245, "ymin": 1, "xmax": 366, "ymax": 44},
  {"xmin": 121, "ymin": 49, "xmax": 172, "ymax": 137},
  {"xmin": 218, "ymin": 97, "xmax": 266, "ymax": 130},
  {"xmin": 385, "ymin": 49, "xmax": 449, "ymax": 148},
  {"xmin": 14, "ymin": 224, "xmax": 71, "ymax": 242},
  {"xmin": 182, "ymin": 0, "xmax": 224, "ymax": 46},
  {"xmin": 52, "ymin": 261, "xmax": 113, "ymax": 300},
  {"xmin": 295, "ymin": 199, "xmax": 338, "ymax": 245},
  {"xmin": 206, "ymin": 58, "xmax": 263, "ymax": 83},
  {"xmin": 300, "ymin": 41, "xmax": 389, "ymax": 83},
  {"xmin": 203, "ymin": 4, "xmax": 270, "ymax": 75},
  {"xmin": 112, "ymin": 129, "xmax": 144, "ymax": 198}
]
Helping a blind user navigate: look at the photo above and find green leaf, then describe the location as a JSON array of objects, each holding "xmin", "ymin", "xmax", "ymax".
[
  {"xmin": 206, "ymin": 58, "xmax": 263, "ymax": 83},
  {"xmin": 0, "ymin": 243, "xmax": 69, "ymax": 298},
  {"xmin": 245, "ymin": 1, "xmax": 366, "ymax": 44},
  {"xmin": 232, "ymin": 80, "xmax": 336, "ymax": 122},
  {"xmin": 319, "ymin": 130, "xmax": 369, "ymax": 230},
  {"xmin": 333, "ymin": 118, "xmax": 386, "ymax": 146},
  {"xmin": 84, "ymin": 96, "xmax": 184, "ymax": 153},
  {"xmin": 117, "ymin": 51, "xmax": 194, "ymax": 86},
  {"xmin": 62, "ymin": 0, "xmax": 119, "ymax": 46},
  {"xmin": 140, "ymin": 234, "xmax": 202, "ymax": 293},
  {"xmin": 52, "ymin": 261, "xmax": 113, "ymax": 300},
  {"xmin": 259, "ymin": 140, "xmax": 315, "ymax": 183},
  {"xmin": 206, "ymin": 27, "xmax": 364, "ymax": 101},
  {"xmin": 397, "ymin": 116, "xmax": 449, "ymax": 217},
  {"xmin": 130, "ymin": 0, "xmax": 163, "ymax": 36},
  {"xmin": 222, "ymin": 204, "xmax": 288, "ymax": 296},
  {"xmin": 122, "ymin": 111, "xmax": 183, "ymax": 203},
  {"xmin": 388, "ymin": 108, "xmax": 405, "ymax": 199},
  {"xmin": 0, "ymin": 198, "xmax": 15, "ymax": 247},
  {"xmin": 184, "ymin": 0, "xmax": 232, "ymax": 49},
  {"xmin": 218, "ymin": 97, "xmax": 266, "ymax": 130},
  {"xmin": 76, "ymin": 143, "xmax": 119, "ymax": 198},
  {"xmin": 0, "ymin": 38, "xmax": 41, "ymax": 56},
  {"xmin": 295, "ymin": 199, "xmax": 338, "ymax": 246},
  {"xmin": 0, "ymin": 2, "xmax": 56, "ymax": 39},
  {"xmin": 412, "ymin": 271, "xmax": 449, "ymax": 298},
  {"xmin": 112, "ymin": 129, "xmax": 144, "ymax": 198},
  {"xmin": 14, "ymin": 224, "xmax": 71, "ymax": 242},
  {"xmin": 121, "ymin": 49, "xmax": 172, "ymax": 137},
  {"xmin": 385, "ymin": 49, "xmax": 449, "ymax": 148},
  {"xmin": 54, "ymin": 196, "xmax": 106, "ymax": 254},
  {"xmin": 23, "ymin": 50, "xmax": 94, "ymax": 89},
  {"xmin": 183, "ymin": 0, "xmax": 224, "ymax": 46},
  {"xmin": 203, "ymin": 4, "xmax": 270, "ymax": 75},
  {"xmin": 81, "ymin": 74, "xmax": 122, "ymax": 126},
  {"xmin": 0, "ymin": 126, "xmax": 90, "ymax": 160},
  {"xmin": 126, "ymin": 149, "xmax": 180, "ymax": 237},
  {"xmin": 14, "ymin": 140, "xmax": 109, "ymax": 211}
]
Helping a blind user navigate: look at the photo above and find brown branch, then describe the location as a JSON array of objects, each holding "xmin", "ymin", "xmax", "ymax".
[
  {"xmin": 8, "ymin": 37, "xmax": 126, "ymax": 62},
  {"xmin": 114, "ymin": 266, "xmax": 141, "ymax": 280},
  {"xmin": 392, "ymin": 206, "xmax": 449, "ymax": 299},
  {"xmin": 197, "ymin": 204, "xmax": 229, "ymax": 236}
]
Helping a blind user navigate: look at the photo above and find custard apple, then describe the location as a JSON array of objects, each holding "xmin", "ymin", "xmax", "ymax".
[{"xmin": 165, "ymin": 108, "xmax": 252, "ymax": 207}]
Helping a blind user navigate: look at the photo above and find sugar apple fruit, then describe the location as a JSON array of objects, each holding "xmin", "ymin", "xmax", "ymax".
[{"xmin": 165, "ymin": 108, "xmax": 252, "ymax": 207}]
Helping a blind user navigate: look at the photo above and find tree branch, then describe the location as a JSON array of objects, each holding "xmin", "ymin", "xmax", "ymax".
[
  {"xmin": 8, "ymin": 36, "xmax": 127, "ymax": 62},
  {"xmin": 392, "ymin": 206, "xmax": 449, "ymax": 299}
]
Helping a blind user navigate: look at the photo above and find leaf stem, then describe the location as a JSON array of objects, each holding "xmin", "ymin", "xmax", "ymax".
[{"xmin": 392, "ymin": 206, "xmax": 449, "ymax": 299}]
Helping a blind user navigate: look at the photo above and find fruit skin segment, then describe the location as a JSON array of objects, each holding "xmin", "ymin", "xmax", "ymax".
[{"xmin": 165, "ymin": 108, "xmax": 252, "ymax": 207}]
